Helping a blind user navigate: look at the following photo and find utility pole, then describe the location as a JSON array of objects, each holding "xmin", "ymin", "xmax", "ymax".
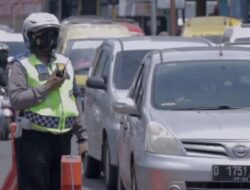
[
  {"xmin": 112, "ymin": 4, "xmax": 117, "ymax": 19},
  {"xmin": 11, "ymin": 2, "xmax": 18, "ymax": 32},
  {"xmin": 96, "ymin": 0, "xmax": 100, "ymax": 16},
  {"xmin": 151, "ymin": 0, "xmax": 157, "ymax": 35},
  {"xmin": 196, "ymin": 0, "xmax": 206, "ymax": 16},
  {"xmin": 170, "ymin": 0, "xmax": 176, "ymax": 36},
  {"xmin": 58, "ymin": 0, "xmax": 62, "ymax": 21}
]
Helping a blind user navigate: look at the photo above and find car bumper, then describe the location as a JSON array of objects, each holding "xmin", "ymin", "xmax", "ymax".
[{"xmin": 136, "ymin": 152, "xmax": 250, "ymax": 190}]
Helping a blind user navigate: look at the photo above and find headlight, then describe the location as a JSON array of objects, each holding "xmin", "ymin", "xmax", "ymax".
[{"xmin": 145, "ymin": 121, "xmax": 182, "ymax": 155}]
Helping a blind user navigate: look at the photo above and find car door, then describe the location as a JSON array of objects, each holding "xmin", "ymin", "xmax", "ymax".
[
  {"xmin": 85, "ymin": 45, "xmax": 111, "ymax": 159},
  {"xmin": 93, "ymin": 46, "xmax": 112, "ymax": 158},
  {"xmin": 119, "ymin": 64, "xmax": 145, "ymax": 185}
]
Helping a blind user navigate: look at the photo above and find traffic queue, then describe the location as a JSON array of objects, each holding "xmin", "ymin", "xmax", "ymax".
[{"xmin": 1, "ymin": 12, "xmax": 250, "ymax": 190}]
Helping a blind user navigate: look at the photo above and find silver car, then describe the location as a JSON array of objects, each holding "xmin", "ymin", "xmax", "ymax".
[
  {"xmin": 84, "ymin": 36, "xmax": 212, "ymax": 190},
  {"xmin": 113, "ymin": 47, "xmax": 250, "ymax": 190}
]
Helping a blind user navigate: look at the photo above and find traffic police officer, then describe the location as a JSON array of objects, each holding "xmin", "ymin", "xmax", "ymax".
[{"xmin": 8, "ymin": 12, "xmax": 87, "ymax": 190}]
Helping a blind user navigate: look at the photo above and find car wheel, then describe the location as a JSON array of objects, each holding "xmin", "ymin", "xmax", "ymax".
[
  {"xmin": 84, "ymin": 154, "xmax": 101, "ymax": 178},
  {"xmin": 103, "ymin": 140, "xmax": 118, "ymax": 190},
  {"xmin": 118, "ymin": 168, "xmax": 126, "ymax": 190},
  {"xmin": 131, "ymin": 163, "xmax": 138, "ymax": 190}
]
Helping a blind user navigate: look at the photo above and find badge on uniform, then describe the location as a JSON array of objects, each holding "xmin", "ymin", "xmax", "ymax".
[{"xmin": 35, "ymin": 64, "xmax": 50, "ymax": 81}]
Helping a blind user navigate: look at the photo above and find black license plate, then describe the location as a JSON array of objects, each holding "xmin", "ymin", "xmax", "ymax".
[{"xmin": 213, "ymin": 165, "xmax": 250, "ymax": 182}]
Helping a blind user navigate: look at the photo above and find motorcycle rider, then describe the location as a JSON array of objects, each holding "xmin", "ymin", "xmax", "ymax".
[
  {"xmin": 8, "ymin": 12, "xmax": 88, "ymax": 190},
  {"xmin": 0, "ymin": 43, "xmax": 9, "ymax": 87}
]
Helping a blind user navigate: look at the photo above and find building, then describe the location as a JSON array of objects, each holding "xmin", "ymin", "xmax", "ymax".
[{"xmin": 1, "ymin": 0, "xmax": 250, "ymax": 33}]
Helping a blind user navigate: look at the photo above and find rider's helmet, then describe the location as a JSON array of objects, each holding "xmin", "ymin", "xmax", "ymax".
[
  {"xmin": 22, "ymin": 12, "xmax": 60, "ymax": 52},
  {"xmin": 0, "ymin": 43, "xmax": 9, "ymax": 67},
  {"xmin": 0, "ymin": 43, "xmax": 9, "ymax": 53}
]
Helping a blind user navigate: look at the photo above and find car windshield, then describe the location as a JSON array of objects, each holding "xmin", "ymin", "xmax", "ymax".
[
  {"xmin": 153, "ymin": 60, "xmax": 250, "ymax": 110},
  {"xmin": 113, "ymin": 50, "xmax": 150, "ymax": 89},
  {"xmin": 64, "ymin": 40, "xmax": 103, "ymax": 75},
  {"xmin": 4, "ymin": 42, "xmax": 26, "ymax": 57}
]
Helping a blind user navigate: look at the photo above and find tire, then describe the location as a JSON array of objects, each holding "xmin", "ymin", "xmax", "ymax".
[
  {"xmin": 84, "ymin": 154, "xmax": 101, "ymax": 178},
  {"xmin": 103, "ymin": 140, "xmax": 118, "ymax": 190},
  {"xmin": 118, "ymin": 168, "xmax": 126, "ymax": 190},
  {"xmin": 131, "ymin": 163, "xmax": 138, "ymax": 190}
]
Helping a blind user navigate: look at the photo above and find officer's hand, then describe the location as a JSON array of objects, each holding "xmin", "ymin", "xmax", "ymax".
[
  {"xmin": 78, "ymin": 141, "xmax": 88, "ymax": 156},
  {"xmin": 46, "ymin": 71, "xmax": 65, "ymax": 91}
]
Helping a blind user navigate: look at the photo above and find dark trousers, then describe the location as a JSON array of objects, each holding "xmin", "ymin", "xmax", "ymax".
[{"xmin": 15, "ymin": 129, "xmax": 72, "ymax": 190}]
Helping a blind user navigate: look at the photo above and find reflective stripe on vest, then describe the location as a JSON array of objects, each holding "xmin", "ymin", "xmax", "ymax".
[{"xmin": 20, "ymin": 53, "xmax": 79, "ymax": 133}]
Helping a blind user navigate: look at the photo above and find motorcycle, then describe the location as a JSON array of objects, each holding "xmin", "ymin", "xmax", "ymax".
[{"xmin": 0, "ymin": 87, "xmax": 15, "ymax": 140}]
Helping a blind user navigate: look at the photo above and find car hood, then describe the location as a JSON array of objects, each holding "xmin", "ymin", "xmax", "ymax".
[{"xmin": 150, "ymin": 110, "xmax": 250, "ymax": 140}]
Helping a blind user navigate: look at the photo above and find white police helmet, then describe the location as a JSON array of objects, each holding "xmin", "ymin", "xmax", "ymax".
[{"xmin": 22, "ymin": 12, "xmax": 60, "ymax": 49}]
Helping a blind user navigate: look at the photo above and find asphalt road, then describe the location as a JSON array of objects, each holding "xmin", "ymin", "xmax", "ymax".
[{"xmin": 0, "ymin": 137, "xmax": 107, "ymax": 190}]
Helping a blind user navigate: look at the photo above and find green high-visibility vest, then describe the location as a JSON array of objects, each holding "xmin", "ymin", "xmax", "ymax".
[{"xmin": 19, "ymin": 53, "xmax": 79, "ymax": 134}]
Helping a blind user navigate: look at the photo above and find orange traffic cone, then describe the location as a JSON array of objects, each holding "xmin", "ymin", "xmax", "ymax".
[
  {"xmin": 61, "ymin": 155, "xmax": 83, "ymax": 190},
  {"xmin": 1, "ymin": 123, "xmax": 17, "ymax": 190}
]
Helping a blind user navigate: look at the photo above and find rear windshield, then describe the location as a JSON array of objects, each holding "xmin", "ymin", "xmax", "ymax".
[
  {"xmin": 113, "ymin": 50, "xmax": 150, "ymax": 89},
  {"xmin": 64, "ymin": 40, "xmax": 102, "ymax": 75},
  {"xmin": 4, "ymin": 42, "xmax": 27, "ymax": 57},
  {"xmin": 153, "ymin": 60, "xmax": 250, "ymax": 110}
]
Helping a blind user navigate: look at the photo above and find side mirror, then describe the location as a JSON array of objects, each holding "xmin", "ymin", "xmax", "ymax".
[
  {"xmin": 86, "ymin": 76, "xmax": 106, "ymax": 90},
  {"xmin": 112, "ymin": 98, "xmax": 138, "ymax": 116}
]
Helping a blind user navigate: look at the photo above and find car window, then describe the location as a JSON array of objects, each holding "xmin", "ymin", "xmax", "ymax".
[
  {"xmin": 152, "ymin": 60, "xmax": 250, "ymax": 110},
  {"xmin": 101, "ymin": 52, "xmax": 111, "ymax": 83},
  {"xmin": 113, "ymin": 50, "xmax": 150, "ymax": 90},
  {"xmin": 64, "ymin": 40, "xmax": 103, "ymax": 75},
  {"xmin": 92, "ymin": 46, "xmax": 110, "ymax": 77},
  {"xmin": 130, "ymin": 64, "xmax": 144, "ymax": 107}
]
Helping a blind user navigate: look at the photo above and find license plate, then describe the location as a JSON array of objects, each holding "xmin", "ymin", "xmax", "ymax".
[{"xmin": 213, "ymin": 165, "xmax": 250, "ymax": 182}]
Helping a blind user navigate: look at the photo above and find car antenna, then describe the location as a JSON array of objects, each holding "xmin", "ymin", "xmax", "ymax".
[{"xmin": 218, "ymin": 34, "xmax": 226, "ymax": 56}]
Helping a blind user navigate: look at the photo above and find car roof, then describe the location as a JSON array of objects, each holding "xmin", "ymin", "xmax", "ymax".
[
  {"xmin": 61, "ymin": 15, "xmax": 112, "ymax": 25},
  {"xmin": 150, "ymin": 46, "xmax": 250, "ymax": 65},
  {"xmin": 103, "ymin": 36, "xmax": 213, "ymax": 51},
  {"xmin": 0, "ymin": 32, "xmax": 23, "ymax": 42},
  {"xmin": 60, "ymin": 23, "xmax": 131, "ymax": 39}
]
